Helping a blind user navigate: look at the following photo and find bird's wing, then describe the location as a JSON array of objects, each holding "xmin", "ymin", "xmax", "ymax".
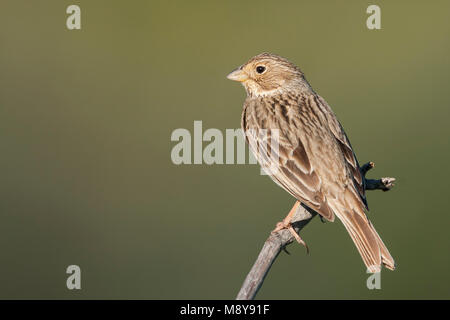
[
  {"xmin": 315, "ymin": 95, "xmax": 368, "ymax": 209},
  {"xmin": 242, "ymin": 96, "xmax": 337, "ymax": 221}
]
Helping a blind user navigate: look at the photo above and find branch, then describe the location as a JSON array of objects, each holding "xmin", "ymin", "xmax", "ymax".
[
  {"xmin": 236, "ymin": 162, "xmax": 395, "ymax": 300},
  {"xmin": 361, "ymin": 162, "xmax": 396, "ymax": 191}
]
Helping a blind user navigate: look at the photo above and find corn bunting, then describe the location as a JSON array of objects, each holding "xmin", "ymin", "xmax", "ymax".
[{"xmin": 227, "ymin": 53, "xmax": 395, "ymax": 273}]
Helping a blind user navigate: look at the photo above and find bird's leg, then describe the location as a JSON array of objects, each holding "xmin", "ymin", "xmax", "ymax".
[
  {"xmin": 272, "ymin": 201, "xmax": 309, "ymax": 253},
  {"xmin": 272, "ymin": 201, "xmax": 299, "ymax": 233}
]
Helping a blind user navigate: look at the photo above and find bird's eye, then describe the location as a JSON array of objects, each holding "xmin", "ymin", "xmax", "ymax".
[{"xmin": 256, "ymin": 66, "xmax": 266, "ymax": 74}]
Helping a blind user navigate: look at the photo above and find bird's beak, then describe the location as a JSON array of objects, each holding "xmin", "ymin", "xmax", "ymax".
[{"xmin": 227, "ymin": 68, "xmax": 248, "ymax": 82}]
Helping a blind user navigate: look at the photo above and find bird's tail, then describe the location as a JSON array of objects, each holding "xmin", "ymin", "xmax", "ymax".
[{"xmin": 336, "ymin": 208, "xmax": 395, "ymax": 273}]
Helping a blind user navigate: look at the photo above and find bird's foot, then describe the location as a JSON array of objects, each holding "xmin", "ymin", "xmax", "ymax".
[{"xmin": 272, "ymin": 221, "xmax": 309, "ymax": 254}]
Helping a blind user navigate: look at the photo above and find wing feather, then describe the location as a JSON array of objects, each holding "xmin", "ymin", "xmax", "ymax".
[
  {"xmin": 315, "ymin": 95, "xmax": 368, "ymax": 209},
  {"xmin": 243, "ymin": 97, "xmax": 336, "ymax": 221}
]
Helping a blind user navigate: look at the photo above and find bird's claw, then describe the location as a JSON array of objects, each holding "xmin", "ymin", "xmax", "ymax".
[{"xmin": 272, "ymin": 222, "xmax": 309, "ymax": 254}]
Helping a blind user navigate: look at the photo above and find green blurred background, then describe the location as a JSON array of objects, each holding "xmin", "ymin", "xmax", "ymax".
[{"xmin": 0, "ymin": 0, "xmax": 449, "ymax": 299}]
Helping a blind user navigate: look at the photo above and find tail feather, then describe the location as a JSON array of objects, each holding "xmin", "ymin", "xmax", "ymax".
[
  {"xmin": 336, "ymin": 208, "xmax": 395, "ymax": 273},
  {"xmin": 368, "ymin": 221, "xmax": 396, "ymax": 270}
]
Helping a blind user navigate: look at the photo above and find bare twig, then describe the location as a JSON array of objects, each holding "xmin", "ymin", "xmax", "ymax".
[
  {"xmin": 236, "ymin": 162, "xmax": 395, "ymax": 300},
  {"xmin": 366, "ymin": 177, "xmax": 396, "ymax": 191}
]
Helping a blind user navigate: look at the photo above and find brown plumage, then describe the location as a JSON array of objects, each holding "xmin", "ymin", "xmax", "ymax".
[{"xmin": 227, "ymin": 53, "xmax": 395, "ymax": 273}]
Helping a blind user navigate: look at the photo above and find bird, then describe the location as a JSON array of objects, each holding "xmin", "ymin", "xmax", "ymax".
[{"xmin": 227, "ymin": 53, "xmax": 395, "ymax": 273}]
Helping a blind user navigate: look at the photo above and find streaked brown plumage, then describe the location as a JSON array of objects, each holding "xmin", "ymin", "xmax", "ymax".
[{"xmin": 227, "ymin": 53, "xmax": 395, "ymax": 273}]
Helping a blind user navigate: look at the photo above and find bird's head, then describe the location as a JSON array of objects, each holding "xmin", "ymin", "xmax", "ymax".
[{"xmin": 227, "ymin": 53, "xmax": 309, "ymax": 97}]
